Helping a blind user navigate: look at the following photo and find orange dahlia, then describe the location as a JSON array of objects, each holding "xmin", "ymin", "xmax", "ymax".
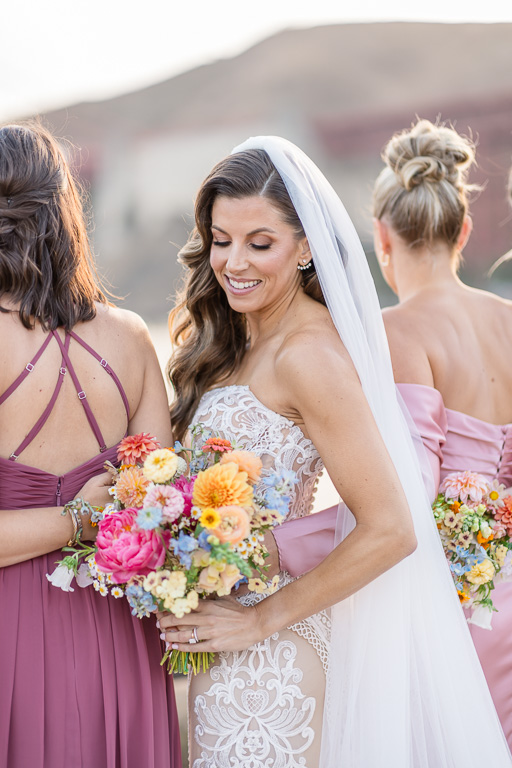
[
  {"xmin": 117, "ymin": 432, "xmax": 161, "ymax": 465},
  {"xmin": 116, "ymin": 466, "xmax": 149, "ymax": 507},
  {"xmin": 192, "ymin": 461, "xmax": 253, "ymax": 509}
]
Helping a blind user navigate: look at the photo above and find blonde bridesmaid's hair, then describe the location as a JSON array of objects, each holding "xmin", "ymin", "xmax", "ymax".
[{"xmin": 373, "ymin": 119, "xmax": 477, "ymax": 257}]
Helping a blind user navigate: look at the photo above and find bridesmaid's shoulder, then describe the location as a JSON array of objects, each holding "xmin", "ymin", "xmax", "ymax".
[{"xmin": 86, "ymin": 304, "xmax": 156, "ymax": 358}]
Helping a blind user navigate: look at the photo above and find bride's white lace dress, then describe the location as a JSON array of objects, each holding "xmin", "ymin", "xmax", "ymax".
[{"xmin": 189, "ymin": 385, "xmax": 330, "ymax": 768}]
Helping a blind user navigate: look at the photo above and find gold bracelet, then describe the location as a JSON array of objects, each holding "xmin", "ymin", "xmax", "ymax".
[{"xmin": 65, "ymin": 504, "xmax": 80, "ymax": 547}]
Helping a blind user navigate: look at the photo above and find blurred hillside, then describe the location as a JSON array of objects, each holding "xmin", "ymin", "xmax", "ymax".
[{"xmin": 38, "ymin": 22, "xmax": 512, "ymax": 321}]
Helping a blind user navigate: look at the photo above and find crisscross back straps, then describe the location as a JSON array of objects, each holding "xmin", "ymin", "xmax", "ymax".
[
  {"xmin": 68, "ymin": 330, "xmax": 131, "ymax": 421},
  {"xmin": 9, "ymin": 332, "xmax": 70, "ymax": 460},
  {"xmin": 52, "ymin": 331, "xmax": 108, "ymax": 453},
  {"xmin": 0, "ymin": 332, "xmax": 54, "ymax": 406}
]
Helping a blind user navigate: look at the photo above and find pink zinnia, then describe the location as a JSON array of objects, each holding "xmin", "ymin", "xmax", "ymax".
[
  {"xmin": 117, "ymin": 432, "xmax": 161, "ymax": 466},
  {"xmin": 440, "ymin": 471, "xmax": 489, "ymax": 505},
  {"xmin": 202, "ymin": 437, "xmax": 233, "ymax": 454},
  {"xmin": 494, "ymin": 497, "xmax": 512, "ymax": 538},
  {"xmin": 144, "ymin": 483, "xmax": 185, "ymax": 523}
]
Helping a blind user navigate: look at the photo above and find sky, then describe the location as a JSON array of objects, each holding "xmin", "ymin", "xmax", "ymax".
[{"xmin": 3, "ymin": 0, "xmax": 512, "ymax": 121}]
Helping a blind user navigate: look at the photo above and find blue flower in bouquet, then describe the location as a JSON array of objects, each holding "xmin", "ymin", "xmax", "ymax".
[
  {"xmin": 263, "ymin": 487, "xmax": 289, "ymax": 517},
  {"xmin": 197, "ymin": 529, "xmax": 213, "ymax": 551},
  {"xmin": 125, "ymin": 584, "xmax": 158, "ymax": 618},
  {"xmin": 136, "ymin": 506, "xmax": 163, "ymax": 530},
  {"xmin": 170, "ymin": 532, "xmax": 198, "ymax": 569}
]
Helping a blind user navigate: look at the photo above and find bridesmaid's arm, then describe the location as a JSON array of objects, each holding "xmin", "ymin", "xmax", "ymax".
[
  {"xmin": 0, "ymin": 472, "xmax": 111, "ymax": 568},
  {"xmin": 270, "ymin": 506, "xmax": 338, "ymax": 578}
]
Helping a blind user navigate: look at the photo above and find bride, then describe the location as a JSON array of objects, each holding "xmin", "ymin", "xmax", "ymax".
[{"xmin": 160, "ymin": 137, "xmax": 511, "ymax": 766}]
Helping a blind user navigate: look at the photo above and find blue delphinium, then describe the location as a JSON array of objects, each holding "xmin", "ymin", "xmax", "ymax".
[
  {"xmin": 125, "ymin": 584, "xmax": 158, "ymax": 618},
  {"xmin": 136, "ymin": 506, "xmax": 163, "ymax": 530},
  {"xmin": 197, "ymin": 529, "xmax": 213, "ymax": 551},
  {"xmin": 170, "ymin": 531, "xmax": 198, "ymax": 569}
]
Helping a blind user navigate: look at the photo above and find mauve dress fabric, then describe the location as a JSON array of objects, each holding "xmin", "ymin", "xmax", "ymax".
[
  {"xmin": 0, "ymin": 348, "xmax": 181, "ymax": 768},
  {"xmin": 274, "ymin": 382, "xmax": 512, "ymax": 748}
]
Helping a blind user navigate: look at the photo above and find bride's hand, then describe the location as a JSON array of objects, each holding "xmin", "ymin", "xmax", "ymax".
[{"xmin": 156, "ymin": 596, "xmax": 265, "ymax": 653}]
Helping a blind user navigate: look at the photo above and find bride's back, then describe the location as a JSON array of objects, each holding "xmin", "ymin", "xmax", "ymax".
[{"xmin": 385, "ymin": 284, "xmax": 512, "ymax": 425}]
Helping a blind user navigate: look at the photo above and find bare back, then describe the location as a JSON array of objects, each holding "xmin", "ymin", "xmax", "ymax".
[
  {"xmin": 384, "ymin": 283, "xmax": 512, "ymax": 425},
  {"xmin": 0, "ymin": 304, "xmax": 171, "ymax": 475}
]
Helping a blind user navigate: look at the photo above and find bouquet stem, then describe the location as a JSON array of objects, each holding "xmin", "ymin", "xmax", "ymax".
[{"xmin": 161, "ymin": 647, "xmax": 215, "ymax": 675}]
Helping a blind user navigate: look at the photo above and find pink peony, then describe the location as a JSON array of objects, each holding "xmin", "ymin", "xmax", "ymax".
[
  {"xmin": 95, "ymin": 508, "xmax": 170, "ymax": 583},
  {"xmin": 144, "ymin": 483, "xmax": 185, "ymax": 523},
  {"xmin": 117, "ymin": 432, "xmax": 161, "ymax": 466},
  {"xmin": 440, "ymin": 471, "xmax": 489, "ymax": 505},
  {"xmin": 172, "ymin": 475, "xmax": 196, "ymax": 516}
]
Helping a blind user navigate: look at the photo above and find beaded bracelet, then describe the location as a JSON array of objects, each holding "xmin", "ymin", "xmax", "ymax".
[{"xmin": 61, "ymin": 497, "xmax": 103, "ymax": 547}]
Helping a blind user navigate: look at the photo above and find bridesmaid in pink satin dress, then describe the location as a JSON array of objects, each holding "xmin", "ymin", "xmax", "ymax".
[
  {"xmin": 0, "ymin": 124, "xmax": 181, "ymax": 768},
  {"xmin": 271, "ymin": 119, "xmax": 512, "ymax": 746}
]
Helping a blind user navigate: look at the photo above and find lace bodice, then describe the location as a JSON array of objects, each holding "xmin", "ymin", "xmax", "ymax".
[{"xmin": 193, "ymin": 385, "xmax": 324, "ymax": 520}]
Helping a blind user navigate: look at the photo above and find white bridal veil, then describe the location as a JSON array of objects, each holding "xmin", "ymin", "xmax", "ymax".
[{"xmin": 232, "ymin": 136, "xmax": 511, "ymax": 767}]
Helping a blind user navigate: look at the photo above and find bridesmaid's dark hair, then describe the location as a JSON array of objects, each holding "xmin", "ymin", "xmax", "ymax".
[
  {"xmin": 0, "ymin": 121, "xmax": 109, "ymax": 331},
  {"xmin": 168, "ymin": 148, "xmax": 324, "ymax": 442}
]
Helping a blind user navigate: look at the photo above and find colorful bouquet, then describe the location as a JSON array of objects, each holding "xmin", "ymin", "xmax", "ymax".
[
  {"xmin": 47, "ymin": 426, "xmax": 295, "ymax": 672},
  {"xmin": 433, "ymin": 471, "xmax": 512, "ymax": 629}
]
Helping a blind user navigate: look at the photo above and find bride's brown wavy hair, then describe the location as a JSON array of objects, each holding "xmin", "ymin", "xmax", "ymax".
[
  {"xmin": 0, "ymin": 121, "xmax": 109, "ymax": 331},
  {"xmin": 168, "ymin": 148, "xmax": 324, "ymax": 442}
]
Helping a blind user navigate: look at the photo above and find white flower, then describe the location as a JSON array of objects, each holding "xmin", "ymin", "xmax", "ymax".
[
  {"xmin": 111, "ymin": 587, "xmax": 124, "ymax": 598},
  {"xmin": 75, "ymin": 563, "xmax": 95, "ymax": 588},
  {"xmin": 174, "ymin": 456, "xmax": 188, "ymax": 478},
  {"xmin": 46, "ymin": 564, "xmax": 75, "ymax": 592},
  {"xmin": 467, "ymin": 604, "xmax": 494, "ymax": 631},
  {"xmin": 99, "ymin": 584, "xmax": 109, "ymax": 597}
]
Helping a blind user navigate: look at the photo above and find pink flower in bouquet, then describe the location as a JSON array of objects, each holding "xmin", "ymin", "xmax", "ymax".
[
  {"xmin": 144, "ymin": 483, "xmax": 185, "ymax": 523},
  {"xmin": 117, "ymin": 432, "xmax": 161, "ymax": 465},
  {"xmin": 172, "ymin": 475, "xmax": 196, "ymax": 516},
  {"xmin": 211, "ymin": 505, "xmax": 251, "ymax": 546},
  {"xmin": 95, "ymin": 508, "xmax": 170, "ymax": 583},
  {"xmin": 202, "ymin": 437, "xmax": 233, "ymax": 454},
  {"xmin": 440, "ymin": 471, "xmax": 489, "ymax": 505},
  {"xmin": 494, "ymin": 496, "xmax": 512, "ymax": 538}
]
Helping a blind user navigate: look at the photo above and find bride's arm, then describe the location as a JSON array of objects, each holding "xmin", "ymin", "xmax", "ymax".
[{"xmin": 160, "ymin": 333, "xmax": 417, "ymax": 651}]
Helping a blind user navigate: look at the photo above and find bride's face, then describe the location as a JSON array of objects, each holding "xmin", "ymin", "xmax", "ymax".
[{"xmin": 209, "ymin": 195, "xmax": 308, "ymax": 315}]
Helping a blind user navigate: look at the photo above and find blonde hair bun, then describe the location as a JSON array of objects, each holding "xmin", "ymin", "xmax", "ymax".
[
  {"xmin": 386, "ymin": 120, "xmax": 474, "ymax": 191},
  {"xmin": 373, "ymin": 119, "xmax": 477, "ymax": 248}
]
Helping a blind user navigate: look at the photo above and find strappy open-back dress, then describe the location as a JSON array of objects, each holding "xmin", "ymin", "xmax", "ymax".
[{"xmin": 0, "ymin": 329, "xmax": 181, "ymax": 768}]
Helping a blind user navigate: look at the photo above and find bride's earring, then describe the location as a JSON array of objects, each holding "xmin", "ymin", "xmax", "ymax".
[{"xmin": 297, "ymin": 259, "xmax": 312, "ymax": 271}]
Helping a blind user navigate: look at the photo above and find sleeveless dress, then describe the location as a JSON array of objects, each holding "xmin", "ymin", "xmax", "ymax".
[
  {"xmin": 0, "ymin": 329, "xmax": 181, "ymax": 768},
  {"xmin": 274, "ymin": 382, "xmax": 512, "ymax": 749},
  {"xmin": 188, "ymin": 385, "xmax": 328, "ymax": 768}
]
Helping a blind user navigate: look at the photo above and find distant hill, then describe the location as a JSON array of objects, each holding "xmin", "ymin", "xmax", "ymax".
[{"xmin": 37, "ymin": 23, "xmax": 512, "ymax": 320}]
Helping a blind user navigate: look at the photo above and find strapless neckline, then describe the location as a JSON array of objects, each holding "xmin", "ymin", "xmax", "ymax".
[
  {"xmin": 397, "ymin": 382, "xmax": 512, "ymax": 431},
  {"xmin": 204, "ymin": 384, "xmax": 302, "ymax": 431}
]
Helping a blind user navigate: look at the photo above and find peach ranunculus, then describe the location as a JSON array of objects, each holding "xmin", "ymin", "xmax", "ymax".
[
  {"xmin": 440, "ymin": 471, "xmax": 489, "ymax": 506},
  {"xmin": 117, "ymin": 432, "xmax": 161, "ymax": 466},
  {"xmin": 192, "ymin": 461, "xmax": 253, "ymax": 509},
  {"xmin": 220, "ymin": 450, "xmax": 262, "ymax": 484},
  {"xmin": 116, "ymin": 466, "xmax": 150, "ymax": 507},
  {"xmin": 197, "ymin": 562, "xmax": 241, "ymax": 596},
  {"xmin": 211, "ymin": 505, "xmax": 251, "ymax": 545}
]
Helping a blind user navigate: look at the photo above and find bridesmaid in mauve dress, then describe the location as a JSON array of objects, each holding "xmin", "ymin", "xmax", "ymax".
[
  {"xmin": 272, "ymin": 119, "xmax": 512, "ymax": 747},
  {"xmin": 0, "ymin": 123, "xmax": 181, "ymax": 768}
]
